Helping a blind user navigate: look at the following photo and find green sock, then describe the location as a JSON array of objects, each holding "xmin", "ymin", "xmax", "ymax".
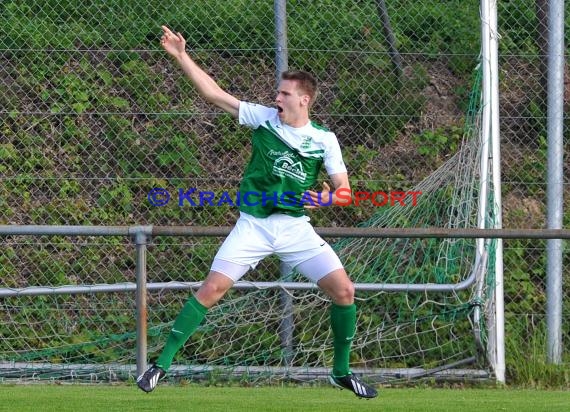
[
  {"xmin": 155, "ymin": 296, "xmax": 207, "ymax": 371},
  {"xmin": 330, "ymin": 303, "xmax": 356, "ymax": 377}
]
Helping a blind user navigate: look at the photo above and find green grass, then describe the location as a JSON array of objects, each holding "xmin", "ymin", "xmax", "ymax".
[{"xmin": 0, "ymin": 384, "xmax": 569, "ymax": 412}]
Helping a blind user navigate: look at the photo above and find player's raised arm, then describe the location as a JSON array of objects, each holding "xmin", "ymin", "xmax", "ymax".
[{"xmin": 160, "ymin": 25, "xmax": 240, "ymax": 117}]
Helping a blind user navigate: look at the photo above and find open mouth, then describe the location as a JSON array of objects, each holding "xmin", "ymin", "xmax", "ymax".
[{"xmin": 277, "ymin": 106, "xmax": 283, "ymax": 113}]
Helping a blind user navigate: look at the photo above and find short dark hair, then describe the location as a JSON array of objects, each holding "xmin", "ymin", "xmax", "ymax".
[{"xmin": 281, "ymin": 70, "xmax": 318, "ymax": 106}]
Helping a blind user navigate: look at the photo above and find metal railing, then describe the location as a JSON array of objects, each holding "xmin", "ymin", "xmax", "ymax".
[{"xmin": 1, "ymin": 225, "xmax": 568, "ymax": 375}]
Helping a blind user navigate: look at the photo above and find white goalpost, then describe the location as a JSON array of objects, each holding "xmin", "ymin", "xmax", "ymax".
[{"xmin": 480, "ymin": 0, "xmax": 505, "ymax": 384}]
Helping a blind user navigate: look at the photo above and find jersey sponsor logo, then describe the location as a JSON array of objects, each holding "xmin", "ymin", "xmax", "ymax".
[
  {"xmin": 300, "ymin": 136, "xmax": 312, "ymax": 150},
  {"xmin": 267, "ymin": 149, "xmax": 290, "ymax": 157},
  {"xmin": 272, "ymin": 154, "xmax": 307, "ymax": 182}
]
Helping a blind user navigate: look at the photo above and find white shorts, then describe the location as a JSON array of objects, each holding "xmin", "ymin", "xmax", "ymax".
[{"xmin": 211, "ymin": 212, "xmax": 343, "ymax": 283}]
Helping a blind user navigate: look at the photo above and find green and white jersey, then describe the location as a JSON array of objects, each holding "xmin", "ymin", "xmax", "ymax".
[{"xmin": 238, "ymin": 101, "xmax": 347, "ymax": 217}]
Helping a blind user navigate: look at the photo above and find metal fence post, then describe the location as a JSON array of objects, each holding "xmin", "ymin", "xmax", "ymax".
[
  {"xmin": 546, "ymin": 0, "xmax": 565, "ymax": 365},
  {"xmin": 274, "ymin": 0, "xmax": 294, "ymax": 368},
  {"xmin": 131, "ymin": 226, "xmax": 153, "ymax": 376}
]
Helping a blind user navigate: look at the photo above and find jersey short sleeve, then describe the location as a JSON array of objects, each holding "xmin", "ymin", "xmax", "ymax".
[
  {"xmin": 323, "ymin": 135, "xmax": 347, "ymax": 176},
  {"xmin": 238, "ymin": 101, "xmax": 278, "ymax": 129}
]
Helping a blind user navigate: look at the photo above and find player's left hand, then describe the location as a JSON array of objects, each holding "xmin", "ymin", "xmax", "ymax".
[
  {"xmin": 160, "ymin": 25, "xmax": 186, "ymax": 57},
  {"xmin": 304, "ymin": 182, "xmax": 332, "ymax": 209}
]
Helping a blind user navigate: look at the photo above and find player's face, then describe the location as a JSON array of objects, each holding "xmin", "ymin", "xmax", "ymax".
[{"xmin": 276, "ymin": 79, "xmax": 309, "ymax": 125}]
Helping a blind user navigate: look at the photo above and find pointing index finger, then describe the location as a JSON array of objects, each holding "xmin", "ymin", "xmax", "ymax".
[{"xmin": 161, "ymin": 25, "xmax": 175, "ymax": 36}]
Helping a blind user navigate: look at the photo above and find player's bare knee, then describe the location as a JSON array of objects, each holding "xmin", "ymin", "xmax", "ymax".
[
  {"xmin": 196, "ymin": 280, "xmax": 231, "ymax": 307},
  {"xmin": 327, "ymin": 281, "xmax": 354, "ymax": 305},
  {"xmin": 338, "ymin": 281, "xmax": 355, "ymax": 303}
]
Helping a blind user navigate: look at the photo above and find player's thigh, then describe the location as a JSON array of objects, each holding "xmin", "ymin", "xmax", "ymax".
[
  {"xmin": 214, "ymin": 213, "xmax": 273, "ymax": 268},
  {"xmin": 294, "ymin": 246, "xmax": 342, "ymax": 282},
  {"xmin": 276, "ymin": 217, "xmax": 330, "ymax": 269}
]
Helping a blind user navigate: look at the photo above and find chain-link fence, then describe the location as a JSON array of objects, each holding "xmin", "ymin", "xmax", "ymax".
[{"xmin": 0, "ymin": 0, "xmax": 568, "ymax": 384}]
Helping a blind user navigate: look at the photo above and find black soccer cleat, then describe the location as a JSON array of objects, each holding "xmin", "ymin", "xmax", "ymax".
[
  {"xmin": 136, "ymin": 364, "xmax": 165, "ymax": 393},
  {"xmin": 329, "ymin": 373, "xmax": 378, "ymax": 399}
]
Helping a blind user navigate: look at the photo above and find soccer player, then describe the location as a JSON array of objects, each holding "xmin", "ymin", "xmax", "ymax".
[{"xmin": 136, "ymin": 25, "xmax": 377, "ymax": 399}]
